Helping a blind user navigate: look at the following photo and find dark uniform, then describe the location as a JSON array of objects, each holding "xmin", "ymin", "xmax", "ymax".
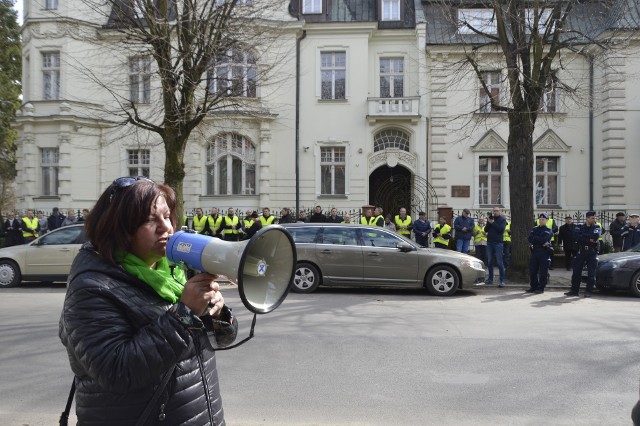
[
  {"xmin": 566, "ymin": 212, "xmax": 601, "ymax": 297},
  {"xmin": 527, "ymin": 219, "xmax": 554, "ymax": 294},
  {"xmin": 557, "ymin": 220, "xmax": 577, "ymax": 271}
]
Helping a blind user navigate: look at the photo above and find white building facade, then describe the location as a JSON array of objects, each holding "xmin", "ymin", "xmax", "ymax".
[{"xmin": 12, "ymin": 0, "xmax": 640, "ymax": 219}]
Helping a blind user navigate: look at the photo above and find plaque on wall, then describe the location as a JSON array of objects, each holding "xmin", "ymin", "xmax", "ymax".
[{"xmin": 451, "ymin": 186, "xmax": 470, "ymax": 198}]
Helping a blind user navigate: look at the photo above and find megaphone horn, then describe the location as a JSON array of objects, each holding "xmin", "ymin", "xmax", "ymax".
[{"xmin": 166, "ymin": 225, "xmax": 297, "ymax": 314}]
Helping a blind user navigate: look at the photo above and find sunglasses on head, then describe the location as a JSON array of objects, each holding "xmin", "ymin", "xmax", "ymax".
[{"xmin": 112, "ymin": 176, "xmax": 154, "ymax": 187}]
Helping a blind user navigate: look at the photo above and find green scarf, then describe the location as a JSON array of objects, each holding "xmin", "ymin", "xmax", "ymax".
[{"xmin": 115, "ymin": 251, "xmax": 186, "ymax": 303}]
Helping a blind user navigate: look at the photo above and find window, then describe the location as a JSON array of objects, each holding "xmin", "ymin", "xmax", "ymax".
[
  {"xmin": 478, "ymin": 156, "xmax": 502, "ymax": 205},
  {"xmin": 373, "ymin": 128, "xmax": 410, "ymax": 152},
  {"xmin": 206, "ymin": 134, "xmax": 256, "ymax": 195},
  {"xmin": 302, "ymin": 0, "xmax": 321, "ymax": 14},
  {"xmin": 209, "ymin": 50, "xmax": 257, "ymax": 98},
  {"xmin": 541, "ymin": 73, "xmax": 558, "ymax": 113},
  {"xmin": 535, "ymin": 156, "xmax": 558, "ymax": 206},
  {"xmin": 361, "ymin": 228, "xmax": 404, "ymax": 248},
  {"xmin": 479, "ymin": 71, "xmax": 500, "ymax": 113},
  {"xmin": 320, "ymin": 146, "xmax": 345, "ymax": 195},
  {"xmin": 321, "ymin": 227, "xmax": 359, "ymax": 246},
  {"xmin": 458, "ymin": 9, "xmax": 497, "ymax": 34},
  {"xmin": 129, "ymin": 56, "xmax": 151, "ymax": 104},
  {"xmin": 289, "ymin": 227, "xmax": 320, "ymax": 244},
  {"xmin": 45, "ymin": 0, "xmax": 58, "ymax": 10},
  {"xmin": 41, "ymin": 148, "xmax": 59, "ymax": 196},
  {"xmin": 128, "ymin": 149, "xmax": 150, "ymax": 177},
  {"xmin": 380, "ymin": 58, "xmax": 403, "ymax": 98},
  {"xmin": 40, "ymin": 226, "xmax": 85, "ymax": 245},
  {"xmin": 320, "ymin": 52, "xmax": 346, "ymax": 100},
  {"xmin": 381, "ymin": 0, "xmax": 400, "ymax": 21},
  {"xmin": 42, "ymin": 52, "xmax": 61, "ymax": 100}
]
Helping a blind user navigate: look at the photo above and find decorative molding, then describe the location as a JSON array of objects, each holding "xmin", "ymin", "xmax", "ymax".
[
  {"xmin": 368, "ymin": 149, "xmax": 417, "ymax": 171},
  {"xmin": 470, "ymin": 130, "xmax": 507, "ymax": 152},
  {"xmin": 25, "ymin": 21, "xmax": 86, "ymax": 41},
  {"xmin": 533, "ymin": 130, "xmax": 571, "ymax": 152}
]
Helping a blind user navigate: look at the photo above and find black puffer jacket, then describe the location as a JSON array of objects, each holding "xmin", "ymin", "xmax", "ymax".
[{"xmin": 59, "ymin": 244, "xmax": 238, "ymax": 425}]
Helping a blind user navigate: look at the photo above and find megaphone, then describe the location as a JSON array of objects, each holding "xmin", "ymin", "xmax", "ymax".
[{"xmin": 166, "ymin": 225, "xmax": 296, "ymax": 314}]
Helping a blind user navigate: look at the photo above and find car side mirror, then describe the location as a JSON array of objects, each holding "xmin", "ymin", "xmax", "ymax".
[{"xmin": 397, "ymin": 242, "xmax": 414, "ymax": 252}]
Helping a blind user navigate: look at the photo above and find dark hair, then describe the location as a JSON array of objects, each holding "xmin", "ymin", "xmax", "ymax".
[{"xmin": 85, "ymin": 181, "xmax": 176, "ymax": 265}]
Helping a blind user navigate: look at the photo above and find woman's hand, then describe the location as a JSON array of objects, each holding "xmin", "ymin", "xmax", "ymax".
[{"xmin": 180, "ymin": 273, "xmax": 224, "ymax": 317}]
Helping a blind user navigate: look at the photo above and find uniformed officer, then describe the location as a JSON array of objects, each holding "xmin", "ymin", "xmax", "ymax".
[
  {"xmin": 565, "ymin": 211, "xmax": 601, "ymax": 298},
  {"xmin": 394, "ymin": 207, "xmax": 413, "ymax": 238},
  {"xmin": 191, "ymin": 208, "xmax": 207, "ymax": 234},
  {"xmin": 526, "ymin": 213, "xmax": 554, "ymax": 294},
  {"xmin": 260, "ymin": 207, "xmax": 276, "ymax": 227},
  {"xmin": 206, "ymin": 207, "xmax": 223, "ymax": 238},
  {"xmin": 536, "ymin": 214, "xmax": 558, "ymax": 269},
  {"xmin": 222, "ymin": 207, "xmax": 241, "ymax": 241}
]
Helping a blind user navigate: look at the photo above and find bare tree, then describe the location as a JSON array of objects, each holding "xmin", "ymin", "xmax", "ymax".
[
  {"xmin": 426, "ymin": 0, "xmax": 639, "ymax": 276},
  {"xmin": 75, "ymin": 0, "xmax": 293, "ymax": 217}
]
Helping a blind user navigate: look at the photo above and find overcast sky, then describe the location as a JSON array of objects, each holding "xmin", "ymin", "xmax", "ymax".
[{"xmin": 13, "ymin": 0, "xmax": 23, "ymax": 25}]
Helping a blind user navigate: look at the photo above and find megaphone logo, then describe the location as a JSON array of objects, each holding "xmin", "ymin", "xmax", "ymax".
[{"xmin": 166, "ymin": 225, "xmax": 297, "ymax": 314}]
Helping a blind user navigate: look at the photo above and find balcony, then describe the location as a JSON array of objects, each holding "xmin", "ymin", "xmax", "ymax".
[{"xmin": 366, "ymin": 97, "xmax": 421, "ymax": 124}]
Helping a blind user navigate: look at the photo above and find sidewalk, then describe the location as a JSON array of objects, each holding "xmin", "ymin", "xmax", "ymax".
[{"xmin": 476, "ymin": 267, "xmax": 574, "ymax": 289}]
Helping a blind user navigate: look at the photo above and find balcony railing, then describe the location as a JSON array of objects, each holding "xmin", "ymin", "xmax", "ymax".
[{"xmin": 367, "ymin": 97, "xmax": 421, "ymax": 123}]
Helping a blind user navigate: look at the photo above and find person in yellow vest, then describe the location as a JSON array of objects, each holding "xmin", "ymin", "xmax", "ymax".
[
  {"xmin": 191, "ymin": 208, "xmax": 207, "ymax": 234},
  {"xmin": 205, "ymin": 207, "xmax": 223, "ymax": 238},
  {"xmin": 182, "ymin": 214, "xmax": 188, "ymax": 229},
  {"xmin": 260, "ymin": 207, "xmax": 276, "ymax": 227},
  {"xmin": 243, "ymin": 209, "xmax": 255, "ymax": 231},
  {"xmin": 360, "ymin": 208, "xmax": 373, "ymax": 225},
  {"xmin": 222, "ymin": 207, "xmax": 241, "ymax": 241},
  {"xmin": 473, "ymin": 216, "xmax": 487, "ymax": 264},
  {"xmin": 535, "ymin": 215, "xmax": 558, "ymax": 269},
  {"xmin": 373, "ymin": 207, "xmax": 385, "ymax": 227},
  {"xmin": 503, "ymin": 220, "xmax": 512, "ymax": 269},
  {"xmin": 341, "ymin": 214, "xmax": 354, "ymax": 224},
  {"xmin": 21, "ymin": 209, "xmax": 40, "ymax": 243},
  {"xmin": 394, "ymin": 207, "xmax": 412, "ymax": 238},
  {"xmin": 595, "ymin": 217, "xmax": 604, "ymax": 254},
  {"xmin": 432, "ymin": 217, "xmax": 452, "ymax": 249}
]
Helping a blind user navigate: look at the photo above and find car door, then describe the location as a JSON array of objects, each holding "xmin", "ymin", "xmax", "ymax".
[
  {"xmin": 23, "ymin": 226, "xmax": 85, "ymax": 276},
  {"xmin": 316, "ymin": 226, "xmax": 363, "ymax": 285},
  {"xmin": 361, "ymin": 228, "xmax": 419, "ymax": 285}
]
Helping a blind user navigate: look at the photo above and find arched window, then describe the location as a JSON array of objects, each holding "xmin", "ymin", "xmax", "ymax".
[
  {"xmin": 206, "ymin": 134, "xmax": 256, "ymax": 195},
  {"xmin": 208, "ymin": 49, "xmax": 257, "ymax": 97},
  {"xmin": 373, "ymin": 128, "xmax": 410, "ymax": 152}
]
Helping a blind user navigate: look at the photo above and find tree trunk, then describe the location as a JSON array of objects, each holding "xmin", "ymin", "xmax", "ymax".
[
  {"xmin": 506, "ymin": 111, "xmax": 535, "ymax": 281},
  {"xmin": 163, "ymin": 127, "xmax": 188, "ymax": 224}
]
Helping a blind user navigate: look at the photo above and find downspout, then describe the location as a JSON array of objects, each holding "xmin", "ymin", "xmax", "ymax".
[
  {"xmin": 588, "ymin": 55, "xmax": 594, "ymax": 210},
  {"xmin": 295, "ymin": 30, "xmax": 307, "ymax": 215}
]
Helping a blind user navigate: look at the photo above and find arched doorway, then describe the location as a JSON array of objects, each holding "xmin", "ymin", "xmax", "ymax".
[{"xmin": 369, "ymin": 165, "xmax": 412, "ymax": 217}]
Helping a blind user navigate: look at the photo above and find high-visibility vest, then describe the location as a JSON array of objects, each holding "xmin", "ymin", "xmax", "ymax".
[
  {"xmin": 223, "ymin": 216, "xmax": 239, "ymax": 235},
  {"xmin": 193, "ymin": 215, "xmax": 207, "ymax": 233},
  {"xmin": 260, "ymin": 215, "xmax": 275, "ymax": 226},
  {"xmin": 361, "ymin": 217, "xmax": 370, "ymax": 225},
  {"xmin": 503, "ymin": 221, "xmax": 511, "ymax": 243},
  {"xmin": 182, "ymin": 215, "xmax": 188, "ymax": 228},
  {"xmin": 433, "ymin": 224, "xmax": 452, "ymax": 246},
  {"xmin": 394, "ymin": 215, "xmax": 412, "ymax": 236},
  {"xmin": 243, "ymin": 217, "xmax": 253, "ymax": 229},
  {"xmin": 208, "ymin": 215, "xmax": 223, "ymax": 234},
  {"xmin": 473, "ymin": 224, "xmax": 487, "ymax": 243},
  {"xmin": 374, "ymin": 215, "xmax": 384, "ymax": 227},
  {"xmin": 536, "ymin": 218, "xmax": 555, "ymax": 241},
  {"xmin": 596, "ymin": 222, "xmax": 603, "ymax": 241},
  {"xmin": 22, "ymin": 217, "xmax": 39, "ymax": 238}
]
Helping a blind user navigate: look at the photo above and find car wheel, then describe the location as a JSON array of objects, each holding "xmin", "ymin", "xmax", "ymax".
[
  {"xmin": 425, "ymin": 265, "xmax": 459, "ymax": 296},
  {"xmin": 629, "ymin": 271, "xmax": 640, "ymax": 298},
  {"xmin": 0, "ymin": 260, "xmax": 21, "ymax": 288},
  {"xmin": 292, "ymin": 262, "xmax": 321, "ymax": 294}
]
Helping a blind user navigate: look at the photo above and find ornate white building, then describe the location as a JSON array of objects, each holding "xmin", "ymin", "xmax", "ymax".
[{"xmin": 12, "ymin": 0, "xmax": 640, "ymax": 217}]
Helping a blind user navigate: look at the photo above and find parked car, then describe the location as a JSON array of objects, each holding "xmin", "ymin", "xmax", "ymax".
[
  {"xmin": 591, "ymin": 244, "xmax": 640, "ymax": 297},
  {"xmin": 281, "ymin": 223, "xmax": 486, "ymax": 296},
  {"xmin": 0, "ymin": 224, "xmax": 86, "ymax": 287}
]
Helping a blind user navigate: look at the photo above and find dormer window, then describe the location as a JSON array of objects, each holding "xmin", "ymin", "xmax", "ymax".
[
  {"xmin": 302, "ymin": 0, "xmax": 322, "ymax": 14},
  {"xmin": 381, "ymin": 0, "xmax": 400, "ymax": 21},
  {"xmin": 458, "ymin": 9, "xmax": 497, "ymax": 34}
]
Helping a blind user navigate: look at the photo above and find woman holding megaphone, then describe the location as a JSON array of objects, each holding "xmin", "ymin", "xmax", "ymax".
[{"xmin": 59, "ymin": 176, "xmax": 238, "ymax": 425}]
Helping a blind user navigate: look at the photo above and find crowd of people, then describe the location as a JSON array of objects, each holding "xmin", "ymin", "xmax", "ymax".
[{"xmin": 1, "ymin": 208, "xmax": 90, "ymax": 247}]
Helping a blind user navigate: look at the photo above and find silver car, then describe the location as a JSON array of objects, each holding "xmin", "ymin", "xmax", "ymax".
[
  {"xmin": 0, "ymin": 224, "xmax": 86, "ymax": 287},
  {"xmin": 282, "ymin": 223, "xmax": 485, "ymax": 296}
]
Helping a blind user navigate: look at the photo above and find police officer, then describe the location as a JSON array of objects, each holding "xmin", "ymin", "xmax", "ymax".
[
  {"xmin": 526, "ymin": 213, "xmax": 554, "ymax": 294},
  {"xmin": 565, "ymin": 211, "xmax": 601, "ymax": 298},
  {"xmin": 536, "ymin": 214, "xmax": 558, "ymax": 269}
]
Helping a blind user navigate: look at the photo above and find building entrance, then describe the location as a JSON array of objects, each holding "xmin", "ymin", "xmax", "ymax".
[{"xmin": 369, "ymin": 165, "xmax": 412, "ymax": 218}]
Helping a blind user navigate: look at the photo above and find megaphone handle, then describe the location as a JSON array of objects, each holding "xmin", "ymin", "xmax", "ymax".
[{"xmin": 213, "ymin": 313, "xmax": 257, "ymax": 351}]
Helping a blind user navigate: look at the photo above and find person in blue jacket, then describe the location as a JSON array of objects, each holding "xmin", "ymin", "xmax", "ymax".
[
  {"xmin": 454, "ymin": 208, "xmax": 475, "ymax": 254},
  {"xmin": 412, "ymin": 211, "xmax": 432, "ymax": 247},
  {"xmin": 483, "ymin": 206, "xmax": 507, "ymax": 287},
  {"xmin": 565, "ymin": 211, "xmax": 601, "ymax": 298},
  {"xmin": 526, "ymin": 213, "xmax": 554, "ymax": 294}
]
